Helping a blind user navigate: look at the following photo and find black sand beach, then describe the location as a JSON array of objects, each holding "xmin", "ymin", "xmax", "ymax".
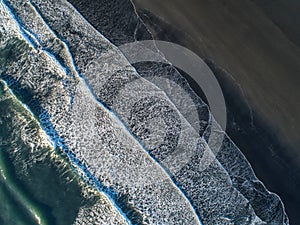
[
  {"xmin": 132, "ymin": 0, "xmax": 300, "ymax": 156},
  {"xmin": 67, "ymin": 0, "xmax": 300, "ymax": 223},
  {"xmin": 132, "ymin": 0, "xmax": 300, "ymax": 224}
]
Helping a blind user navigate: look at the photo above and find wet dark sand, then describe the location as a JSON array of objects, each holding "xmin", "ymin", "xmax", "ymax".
[
  {"xmin": 67, "ymin": 0, "xmax": 299, "ymax": 223},
  {"xmin": 133, "ymin": 0, "xmax": 300, "ymax": 224},
  {"xmin": 250, "ymin": 0, "xmax": 300, "ymax": 48}
]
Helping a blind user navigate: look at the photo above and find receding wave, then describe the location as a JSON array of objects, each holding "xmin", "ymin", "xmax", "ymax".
[
  {"xmin": 0, "ymin": 79, "xmax": 129, "ymax": 225},
  {"xmin": 1, "ymin": 1, "xmax": 201, "ymax": 224},
  {"xmin": 0, "ymin": 0, "xmax": 289, "ymax": 224}
]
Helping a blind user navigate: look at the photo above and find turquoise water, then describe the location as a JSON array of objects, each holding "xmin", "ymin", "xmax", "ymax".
[{"xmin": 0, "ymin": 81, "xmax": 97, "ymax": 225}]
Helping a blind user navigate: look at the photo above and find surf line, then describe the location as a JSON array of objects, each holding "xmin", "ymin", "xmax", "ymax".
[
  {"xmin": 0, "ymin": 3, "xmax": 132, "ymax": 222},
  {"xmin": 2, "ymin": 1, "xmax": 202, "ymax": 224},
  {"xmin": 31, "ymin": 0, "xmax": 201, "ymax": 218},
  {"xmin": 1, "ymin": 77, "xmax": 132, "ymax": 225},
  {"xmin": 31, "ymin": 2, "xmax": 203, "ymax": 223}
]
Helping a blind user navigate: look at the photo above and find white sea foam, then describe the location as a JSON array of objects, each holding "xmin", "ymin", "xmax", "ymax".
[
  {"xmin": 0, "ymin": 1, "xmax": 202, "ymax": 224},
  {"xmin": 1, "ymin": 0, "xmax": 289, "ymax": 224},
  {"xmin": 21, "ymin": 0, "xmax": 270, "ymax": 224}
]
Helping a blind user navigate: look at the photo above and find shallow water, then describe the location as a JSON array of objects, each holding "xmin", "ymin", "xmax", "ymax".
[
  {"xmin": 0, "ymin": 81, "xmax": 96, "ymax": 225},
  {"xmin": 0, "ymin": 0, "xmax": 292, "ymax": 224}
]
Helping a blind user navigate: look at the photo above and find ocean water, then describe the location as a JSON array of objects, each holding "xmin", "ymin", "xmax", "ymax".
[
  {"xmin": 67, "ymin": 0, "xmax": 289, "ymax": 224},
  {"xmin": 0, "ymin": 0, "xmax": 289, "ymax": 224},
  {"xmin": 0, "ymin": 1, "xmax": 201, "ymax": 224},
  {"xmin": 0, "ymin": 80, "xmax": 126, "ymax": 225},
  {"xmin": 0, "ymin": 81, "xmax": 100, "ymax": 225}
]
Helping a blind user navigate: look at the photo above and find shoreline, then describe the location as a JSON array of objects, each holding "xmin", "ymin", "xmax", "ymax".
[
  {"xmin": 63, "ymin": 0, "xmax": 299, "ymax": 223},
  {"xmin": 134, "ymin": 5, "xmax": 300, "ymax": 224}
]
